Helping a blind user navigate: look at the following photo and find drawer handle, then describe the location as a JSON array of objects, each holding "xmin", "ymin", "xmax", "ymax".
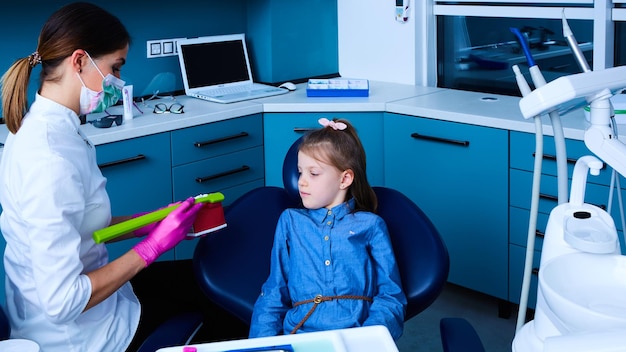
[
  {"xmin": 534, "ymin": 153, "xmax": 578, "ymax": 164},
  {"xmin": 540, "ymin": 193, "xmax": 606, "ymax": 210},
  {"xmin": 534, "ymin": 152, "xmax": 606, "ymax": 170},
  {"xmin": 98, "ymin": 154, "xmax": 146, "ymax": 169},
  {"xmin": 194, "ymin": 132, "xmax": 249, "ymax": 148},
  {"xmin": 195, "ymin": 165, "xmax": 250, "ymax": 183},
  {"xmin": 410, "ymin": 132, "xmax": 470, "ymax": 147},
  {"xmin": 293, "ymin": 127, "xmax": 317, "ymax": 133},
  {"xmin": 535, "ymin": 230, "xmax": 545, "ymax": 238},
  {"xmin": 532, "ymin": 268, "xmax": 539, "ymax": 276},
  {"xmin": 539, "ymin": 193, "xmax": 558, "ymax": 202}
]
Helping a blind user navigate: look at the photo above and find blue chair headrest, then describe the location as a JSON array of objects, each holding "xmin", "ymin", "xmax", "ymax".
[{"xmin": 282, "ymin": 137, "xmax": 303, "ymax": 202}]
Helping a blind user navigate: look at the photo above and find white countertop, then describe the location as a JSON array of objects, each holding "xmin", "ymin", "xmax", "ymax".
[
  {"xmin": 0, "ymin": 80, "xmax": 611, "ymax": 151},
  {"xmin": 385, "ymin": 88, "xmax": 593, "ymax": 141},
  {"xmin": 256, "ymin": 81, "xmax": 444, "ymax": 112},
  {"xmin": 82, "ymin": 96, "xmax": 263, "ymax": 145}
]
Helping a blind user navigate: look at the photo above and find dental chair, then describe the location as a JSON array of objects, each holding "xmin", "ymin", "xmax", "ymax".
[{"xmin": 193, "ymin": 136, "xmax": 450, "ymax": 332}]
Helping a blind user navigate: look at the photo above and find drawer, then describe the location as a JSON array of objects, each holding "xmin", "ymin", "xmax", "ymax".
[
  {"xmin": 510, "ymin": 131, "xmax": 615, "ymax": 187},
  {"xmin": 172, "ymin": 146, "xmax": 264, "ymax": 202},
  {"xmin": 97, "ymin": 134, "xmax": 172, "ymax": 212},
  {"xmin": 96, "ymin": 132, "xmax": 173, "ymax": 261},
  {"xmin": 510, "ymin": 169, "xmax": 620, "ymax": 228},
  {"xmin": 509, "ymin": 206, "xmax": 547, "ymax": 250},
  {"xmin": 171, "ymin": 114, "xmax": 263, "ymax": 166},
  {"xmin": 509, "ymin": 244, "xmax": 541, "ymax": 309}
]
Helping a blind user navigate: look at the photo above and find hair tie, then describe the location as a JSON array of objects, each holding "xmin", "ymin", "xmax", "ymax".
[
  {"xmin": 28, "ymin": 51, "xmax": 42, "ymax": 67},
  {"xmin": 318, "ymin": 117, "xmax": 347, "ymax": 131}
]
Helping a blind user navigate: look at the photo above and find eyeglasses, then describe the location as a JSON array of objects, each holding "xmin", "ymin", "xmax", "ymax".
[
  {"xmin": 89, "ymin": 114, "xmax": 123, "ymax": 128},
  {"xmin": 153, "ymin": 103, "xmax": 184, "ymax": 114}
]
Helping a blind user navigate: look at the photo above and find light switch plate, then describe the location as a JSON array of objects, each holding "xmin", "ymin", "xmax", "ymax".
[{"xmin": 146, "ymin": 38, "xmax": 186, "ymax": 58}]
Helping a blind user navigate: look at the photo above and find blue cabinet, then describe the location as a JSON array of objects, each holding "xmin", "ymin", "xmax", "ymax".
[
  {"xmin": 509, "ymin": 131, "xmax": 626, "ymax": 308},
  {"xmin": 383, "ymin": 113, "xmax": 509, "ymax": 300},
  {"xmin": 97, "ymin": 114, "xmax": 265, "ymax": 261},
  {"xmin": 96, "ymin": 132, "xmax": 173, "ymax": 261},
  {"xmin": 263, "ymin": 112, "xmax": 384, "ymax": 188},
  {"xmin": 172, "ymin": 114, "xmax": 265, "ymax": 259}
]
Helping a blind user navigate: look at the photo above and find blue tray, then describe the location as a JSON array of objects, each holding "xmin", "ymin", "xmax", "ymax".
[{"xmin": 306, "ymin": 79, "xmax": 369, "ymax": 97}]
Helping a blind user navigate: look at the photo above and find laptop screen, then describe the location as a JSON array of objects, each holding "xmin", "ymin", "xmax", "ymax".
[{"xmin": 179, "ymin": 36, "xmax": 252, "ymax": 89}]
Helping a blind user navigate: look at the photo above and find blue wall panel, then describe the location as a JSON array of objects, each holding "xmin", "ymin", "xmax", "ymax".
[{"xmin": 0, "ymin": 0, "xmax": 338, "ymax": 105}]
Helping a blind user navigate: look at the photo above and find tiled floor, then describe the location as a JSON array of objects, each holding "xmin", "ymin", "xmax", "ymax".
[{"xmin": 396, "ymin": 283, "xmax": 518, "ymax": 351}]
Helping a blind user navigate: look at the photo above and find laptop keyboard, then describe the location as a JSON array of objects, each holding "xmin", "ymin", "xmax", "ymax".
[
  {"xmin": 208, "ymin": 85, "xmax": 270, "ymax": 97},
  {"xmin": 197, "ymin": 84, "xmax": 287, "ymax": 103}
]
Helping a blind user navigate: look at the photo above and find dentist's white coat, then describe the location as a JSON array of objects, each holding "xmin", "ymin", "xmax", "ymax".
[{"xmin": 0, "ymin": 95, "xmax": 139, "ymax": 352}]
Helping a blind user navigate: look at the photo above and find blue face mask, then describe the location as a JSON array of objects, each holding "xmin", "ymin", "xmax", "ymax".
[{"xmin": 77, "ymin": 52, "xmax": 125, "ymax": 115}]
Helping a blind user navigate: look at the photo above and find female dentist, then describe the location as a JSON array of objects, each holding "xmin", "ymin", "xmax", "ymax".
[{"xmin": 0, "ymin": 2, "xmax": 202, "ymax": 351}]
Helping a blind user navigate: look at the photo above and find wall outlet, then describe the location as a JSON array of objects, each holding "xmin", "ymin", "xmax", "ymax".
[{"xmin": 146, "ymin": 38, "xmax": 186, "ymax": 58}]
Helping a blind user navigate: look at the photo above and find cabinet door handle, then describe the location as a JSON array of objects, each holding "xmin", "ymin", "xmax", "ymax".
[
  {"xmin": 293, "ymin": 127, "xmax": 317, "ymax": 133},
  {"xmin": 410, "ymin": 132, "xmax": 470, "ymax": 147},
  {"xmin": 532, "ymin": 268, "xmax": 539, "ymax": 276},
  {"xmin": 195, "ymin": 165, "xmax": 250, "ymax": 183},
  {"xmin": 194, "ymin": 132, "xmax": 249, "ymax": 148},
  {"xmin": 98, "ymin": 154, "xmax": 146, "ymax": 169},
  {"xmin": 535, "ymin": 230, "xmax": 545, "ymax": 238}
]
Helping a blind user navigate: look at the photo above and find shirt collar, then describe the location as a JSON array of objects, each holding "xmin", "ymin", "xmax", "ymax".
[
  {"xmin": 28, "ymin": 94, "xmax": 81, "ymax": 131},
  {"xmin": 309, "ymin": 198, "xmax": 355, "ymax": 223}
]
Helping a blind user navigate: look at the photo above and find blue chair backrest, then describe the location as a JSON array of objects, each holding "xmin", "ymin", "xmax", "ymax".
[
  {"xmin": 193, "ymin": 187, "xmax": 299, "ymax": 323},
  {"xmin": 373, "ymin": 186, "xmax": 449, "ymax": 319}
]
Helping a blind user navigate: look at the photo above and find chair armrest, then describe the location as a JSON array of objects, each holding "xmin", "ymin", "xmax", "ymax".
[
  {"xmin": 440, "ymin": 317, "xmax": 486, "ymax": 352},
  {"xmin": 137, "ymin": 311, "xmax": 203, "ymax": 352}
]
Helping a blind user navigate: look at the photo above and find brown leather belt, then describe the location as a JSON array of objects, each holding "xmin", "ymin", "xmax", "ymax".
[{"xmin": 290, "ymin": 294, "xmax": 373, "ymax": 334}]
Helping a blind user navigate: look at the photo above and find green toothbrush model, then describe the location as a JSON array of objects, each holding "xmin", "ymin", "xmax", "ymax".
[{"xmin": 93, "ymin": 192, "xmax": 225, "ymax": 244}]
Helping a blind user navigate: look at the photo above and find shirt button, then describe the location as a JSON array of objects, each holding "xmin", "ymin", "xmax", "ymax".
[
  {"xmin": 327, "ymin": 221, "xmax": 332, "ymax": 225},
  {"xmin": 325, "ymin": 260, "xmax": 331, "ymax": 266},
  {"xmin": 327, "ymin": 210, "xmax": 332, "ymax": 215},
  {"xmin": 324, "ymin": 236, "xmax": 329, "ymax": 241}
]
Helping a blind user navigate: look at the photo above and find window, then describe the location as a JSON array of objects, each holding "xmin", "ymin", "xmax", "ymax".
[
  {"xmin": 437, "ymin": 16, "xmax": 593, "ymax": 96},
  {"xmin": 433, "ymin": 1, "xmax": 619, "ymax": 97}
]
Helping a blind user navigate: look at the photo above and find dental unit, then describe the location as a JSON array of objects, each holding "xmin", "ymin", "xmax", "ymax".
[{"xmin": 511, "ymin": 11, "xmax": 626, "ymax": 351}]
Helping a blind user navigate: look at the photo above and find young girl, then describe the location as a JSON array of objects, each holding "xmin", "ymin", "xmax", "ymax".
[{"xmin": 249, "ymin": 118, "xmax": 407, "ymax": 340}]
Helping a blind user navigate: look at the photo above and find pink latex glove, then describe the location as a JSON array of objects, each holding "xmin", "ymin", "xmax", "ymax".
[{"xmin": 133, "ymin": 197, "xmax": 203, "ymax": 267}]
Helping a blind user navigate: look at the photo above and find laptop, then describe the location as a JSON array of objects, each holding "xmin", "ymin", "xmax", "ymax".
[{"xmin": 176, "ymin": 33, "xmax": 288, "ymax": 104}]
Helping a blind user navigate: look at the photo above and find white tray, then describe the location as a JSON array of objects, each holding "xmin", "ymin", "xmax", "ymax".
[{"xmin": 157, "ymin": 325, "xmax": 398, "ymax": 352}]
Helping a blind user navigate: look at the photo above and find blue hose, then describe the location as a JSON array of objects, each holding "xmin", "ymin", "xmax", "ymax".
[{"xmin": 510, "ymin": 27, "xmax": 535, "ymax": 67}]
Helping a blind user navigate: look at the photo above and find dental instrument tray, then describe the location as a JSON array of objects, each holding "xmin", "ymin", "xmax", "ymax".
[
  {"xmin": 92, "ymin": 192, "xmax": 225, "ymax": 244},
  {"xmin": 306, "ymin": 78, "xmax": 369, "ymax": 97}
]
